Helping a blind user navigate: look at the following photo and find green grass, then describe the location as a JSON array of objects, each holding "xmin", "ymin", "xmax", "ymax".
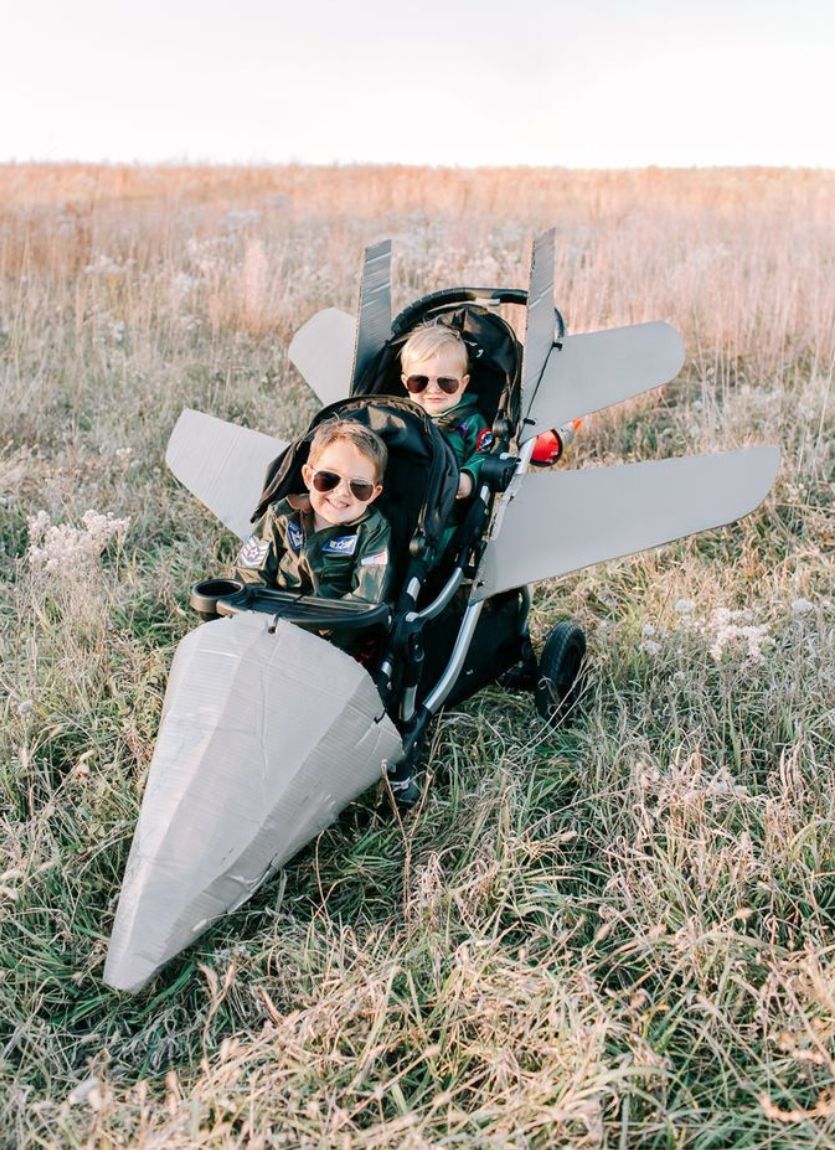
[{"xmin": 1, "ymin": 163, "xmax": 834, "ymax": 1149}]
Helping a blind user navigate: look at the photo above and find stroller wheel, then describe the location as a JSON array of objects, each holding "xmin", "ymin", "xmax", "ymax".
[{"xmin": 535, "ymin": 621, "xmax": 587, "ymax": 726}]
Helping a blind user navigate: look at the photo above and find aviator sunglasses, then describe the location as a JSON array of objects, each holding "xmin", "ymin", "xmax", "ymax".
[
  {"xmin": 310, "ymin": 469, "xmax": 377, "ymax": 502},
  {"xmin": 404, "ymin": 374, "xmax": 463, "ymax": 396}
]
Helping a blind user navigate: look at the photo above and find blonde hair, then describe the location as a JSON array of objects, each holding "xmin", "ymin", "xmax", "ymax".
[
  {"xmin": 401, "ymin": 323, "xmax": 469, "ymax": 377},
  {"xmin": 308, "ymin": 419, "xmax": 388, "ymax": 482}
]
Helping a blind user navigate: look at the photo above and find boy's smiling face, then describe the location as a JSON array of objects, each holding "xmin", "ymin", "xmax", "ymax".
[
  {"xmin": 302, "ymin": 438, "xmax": 382, "ymax": 531},
  {"xmin": 402, "ymin": 344, "xmax": 470, "ymax": 416}
]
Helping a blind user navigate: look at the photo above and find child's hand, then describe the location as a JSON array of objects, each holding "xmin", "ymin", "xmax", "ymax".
[{"xmin": 456, "ymin": 473, "xmax": 473, "ymax": 500}]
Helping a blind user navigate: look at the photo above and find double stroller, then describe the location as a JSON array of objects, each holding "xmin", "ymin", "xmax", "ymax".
[{"xmin": 194, "ymin": 285, "xmax": 588, "ymax": 799}]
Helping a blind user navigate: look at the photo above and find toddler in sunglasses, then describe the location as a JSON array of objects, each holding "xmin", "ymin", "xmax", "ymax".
[
  {"xmin": 234, "ymin": 420, "xmax": 391, "ymax": 604},
  {"xmin": 401, "ymin": 324, "xmax": 491, "ymax": 500}
]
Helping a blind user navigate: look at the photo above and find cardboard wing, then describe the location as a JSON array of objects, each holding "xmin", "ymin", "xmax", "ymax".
[
  {"xmin": 473, "ymin": 446, "xmax": 780, "ymax": 600},
  {"xmin": 288, "ymin": 307, "xmax": 356, "ymax": 407},
  {"xmin": 104, "ymin": 614, "xmax": 403, "ymax": 993},
  {"xmin": 520, "ymin": 322, "xmax": 686, "ymax": 444},
  {"xmin": 166, "ymin": 409, "xmax": 286, "ymax": 539}
]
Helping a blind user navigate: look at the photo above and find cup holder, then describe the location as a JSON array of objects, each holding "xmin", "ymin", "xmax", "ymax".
[{"xmin": 190, "ymin": 577, "xmax": 246, "ymax": 621}]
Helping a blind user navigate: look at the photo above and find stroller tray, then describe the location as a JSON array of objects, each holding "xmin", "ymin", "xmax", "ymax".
[{"xmin": 190, "ymin": 578, "xmax": 391, "ymax": 630}]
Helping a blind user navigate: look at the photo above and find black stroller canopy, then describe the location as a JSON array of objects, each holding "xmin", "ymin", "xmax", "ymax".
[
  {"xmin": 353, "ymin": 293, "xmax": 524, "ymax": 434},
  {"xmin": 251, "ymin": 397, "xmax": 459, "ymax": 586}
]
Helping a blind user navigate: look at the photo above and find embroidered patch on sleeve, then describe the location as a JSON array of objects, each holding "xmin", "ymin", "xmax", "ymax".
[
  {"xmin": 476, "ymin": 428, "xmax": 494, "ymax": 452},
  {"xmin": 236, "ymin": 535, "xmax": 272, "ymax": 569},
  {"xmin": 287, "ymin": 520, "xmax": 305, "ymax": 552},
  {"xmin": 323, "ymin": 534, "xmax": 359, "ymax": 556},
  {"xmin": 360, "ymin": 549, "xmax": 388, "ymax": 567}
]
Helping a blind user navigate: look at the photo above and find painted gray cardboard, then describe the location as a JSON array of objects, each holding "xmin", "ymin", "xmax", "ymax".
[
  {"xmin": 104, "ymin": 614, "xmax": 402, "ymax": 993},
  {"xmin": 521, "ymin": 228, "xmax": 557, "ymax": 424},
  {"xmin": 165, "ymin": 409, "xmax": 286, "ymax": 540},
  {"xmin": 288, "ymin": 307, "xmax": 355, "ymax": 408},
  {"xmin": 352, "ymin": 240, "xmax": 392, "ymax": 389},
  {"xmin": 520, "ymin": 322, "xmax": 685, "ymax": 443},
  {"xmin": 473, "ymin": 446, "xmax": 781, "ymax": 600}
]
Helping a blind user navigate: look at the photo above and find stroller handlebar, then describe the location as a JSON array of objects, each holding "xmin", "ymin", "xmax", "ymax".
[{"xmin": 392, "ymin": 287, "xmax": 565, "ymax": 340}]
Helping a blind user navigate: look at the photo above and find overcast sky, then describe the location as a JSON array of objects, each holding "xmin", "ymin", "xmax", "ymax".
[{"xmin": 2, "ymin": 0, "xmax": 832, "ymax": 167}]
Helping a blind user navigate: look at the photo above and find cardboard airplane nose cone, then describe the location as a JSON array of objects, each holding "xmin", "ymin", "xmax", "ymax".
[{"xmin": 104, "ymin": 614, "xmax": 402, "ymax": 993}]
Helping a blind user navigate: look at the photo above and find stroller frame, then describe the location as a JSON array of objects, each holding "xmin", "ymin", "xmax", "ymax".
[{"xmin": 200, "ymin": 284, "xmax": 556, "ymax": 776}]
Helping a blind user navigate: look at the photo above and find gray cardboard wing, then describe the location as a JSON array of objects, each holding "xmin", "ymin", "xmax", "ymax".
[
  {"xmin": 520, "ymin": 322, "xmax": 685, "ymax": 444},
  {"xmin": 473, "ymin": 445, "xmax": 780, "ymax": 600},
  {"xmin": 165, "ymin": 409, "xmax": 286, "ymax": 539},
  {"xmin": 288, "ymin": 307, "xmax": 356, "ymax": 407},
  {"xmin": 104, "ymin": 613, "xmax": 403, "ymax": 993},
  {"xmin": 521, "ymin": 228, "xmax": 557, "ymax": 425},
  {"xmin": 351, "ymin": 240, "xmax": 392, "ymax": 390}
]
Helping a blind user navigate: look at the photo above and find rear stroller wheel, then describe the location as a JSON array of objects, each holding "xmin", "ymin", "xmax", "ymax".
[{"xmin": 535, "ymin": 621, "xmax": 587, "ymax": 725}]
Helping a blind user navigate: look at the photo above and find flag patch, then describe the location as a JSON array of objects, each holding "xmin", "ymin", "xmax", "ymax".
[
  {"xmin": 361, "ymin": 549, "xmax": 388, "ymax": 567},
  {"xmin": 236, "ymin": 535, "xmax": 271, "ymax": 569}
]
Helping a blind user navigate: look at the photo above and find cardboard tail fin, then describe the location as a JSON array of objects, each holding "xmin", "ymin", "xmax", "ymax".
[
  {"xmin": 351, "ymin": 240, "xmax": 392, "ymax": 391},
  {"xmin": 473, "ymin": 445, "xmax": 780, "ymax": 599},
  {"xmin": 521, "ymin": 228, "xmax": 557, "ymax": 425},
  {"xmin": 289, "ymin": 307, "xmax": 356, "ymax": 407}
]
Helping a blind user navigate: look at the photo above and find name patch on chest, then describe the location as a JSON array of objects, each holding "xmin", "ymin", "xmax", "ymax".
[
  {"xmin": 236, "ymin": 535, "xmax": 272, "ymax": 569},
  {"xmin": 322, "ymin": 533, "xmax": 358, "ymax": 556},
  {"xmin": 287, "ymin": 520, "xmax": 305, "ymax": 552}
]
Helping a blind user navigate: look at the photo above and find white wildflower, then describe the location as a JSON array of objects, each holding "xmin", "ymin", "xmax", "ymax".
[
  {"xmin": 67, "ymin": 1076, "xmax": 101, "ymax": 1107},
  {"xmin": 172, "ymin": 272, "xmax": 200, "ymax": 298},
  {"xmin": 16, "ymin": 700, "xmax": 33, "ymax": 716},
  {"xmin": 674, "ymin": 599, "xmax": 695, "ymax": 615},
  {"xmin": 640, "ymin": 639, "xmax": 662, "ymax": 656},
  {"xmin": 790, "ymin": 598, "xmax": 814, "ymax": 616},
  {"xmin": 710, "ymin": 622, "xmax": 773, "ymax": 663},
  {"xmin": 641, "ymin": 622, "xmax": 657, "ymax": 636},
  {"xmin": 27, "ymin": 509, "xmax": 130, "ymax": 577},
  {"xmin": 84, "ymin": 255, "xmax": 134, "ymax": 277},
  {"xmin": 27, "ymin": 509, "xmax": 51, "ymax": 546}
]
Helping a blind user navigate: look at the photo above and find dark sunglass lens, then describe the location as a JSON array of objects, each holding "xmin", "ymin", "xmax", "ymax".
[
  {"xmin": 405, "ymin": 375, "xmax": 430, "ymax": 393},
  {"xmin": 438, "ymin": 377, "xmax": 460, "ymax": 394},
  {"xmin": 349, "ymin": 480, "xmax": 374, "ymax": 501},
  {"xmin": 312, "ymin": 470, "xmax": 340, "ymax": 493}
]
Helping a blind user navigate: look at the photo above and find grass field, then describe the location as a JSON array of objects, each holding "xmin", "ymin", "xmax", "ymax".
[{"xmin": 1, "ymin": 163, "xmax": 833, "ymax": 1149}]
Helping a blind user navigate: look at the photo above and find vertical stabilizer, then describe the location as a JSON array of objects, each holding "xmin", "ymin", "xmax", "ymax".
[
  {"xmin": 521, "ymin": 229, "xmax": 557, "ymax": 426},
  {"xmin": 351, "ymin": 240, "xmax": 392, "ymax": 390}
]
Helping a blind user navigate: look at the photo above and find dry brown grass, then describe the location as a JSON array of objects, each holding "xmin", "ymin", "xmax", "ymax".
[{"xmin": 1, "ymin": 163, "xmax": 833, "ymax": 1149}]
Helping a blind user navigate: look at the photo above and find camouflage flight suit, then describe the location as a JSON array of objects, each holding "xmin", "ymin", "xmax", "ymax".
[
  {"xmin": 432, "ymin": 393, "xmax": 495, "ymax": 551},
  {"xmin": 234, "ymin": 496, "xmax": 392, "ymax": 604},
  {"xmin": 433, "ymin": 392, "xmax": 494, "ymax": 490}
]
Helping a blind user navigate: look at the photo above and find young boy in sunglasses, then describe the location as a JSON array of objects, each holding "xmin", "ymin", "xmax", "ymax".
[
  {"xmin": 401, "ymin": 324, "xmax": 490, "ymax": 500},
  {"xmin": 233, "ymin": 420, "xmax": 391, "ymax": 605}
]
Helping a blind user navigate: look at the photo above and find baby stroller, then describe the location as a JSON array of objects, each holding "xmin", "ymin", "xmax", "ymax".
[
  {"xmin": 104, "ymin": 232, "xmax": 778, "ymax": 992},
  {"xmin": 190, "ymin": 284, "xmax": 587, "ymax": 797}
]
